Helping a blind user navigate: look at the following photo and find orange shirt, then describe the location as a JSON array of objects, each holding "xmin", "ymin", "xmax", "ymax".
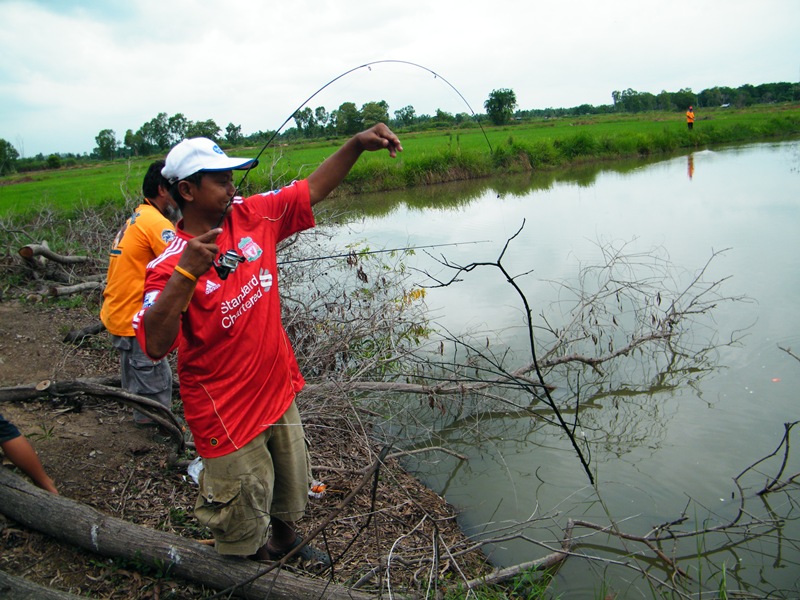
[
  {"xmin": 686, "ymin": 110, "xmax": 695, "ymax": 123},
  {"xmin": 101, "ymin": 203, "xmax": 175, "ymax": 336}
]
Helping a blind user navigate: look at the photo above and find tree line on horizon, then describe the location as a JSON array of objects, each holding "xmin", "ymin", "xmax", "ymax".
[{"xmin": 1, "ymin": 80, "xmax": 797, "ymax": 176}]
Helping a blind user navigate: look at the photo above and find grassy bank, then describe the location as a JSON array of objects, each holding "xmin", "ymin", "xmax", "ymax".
[{"xmin": 2, "ymin": 104, "xmax": 799, "ymax": 217}]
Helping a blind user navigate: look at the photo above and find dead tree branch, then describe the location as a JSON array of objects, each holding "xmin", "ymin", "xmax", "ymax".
[
  {"xmin": 462, "ymin": 523, "xmax": 573, "ymax": 589},
  {"xmin": 779, "ymin": 344, "xmax": 800, "ymax": 364},
  {"xmin": 18, "ymin": 243, "xmax": 93, "ymax": 264},
  {"xmin": 414, "ymin": 226, "xmax": 744, "ymax": 488},
  {"xmin": 49, "ymin": 281, "xmax": 103, "ymax": 297},
  {"xmin": 735, "ymin": 420, "xmax": 800, "ymax": 495},
  {"xmin": 0, "ymin": 378, "xmax": 183, "ymax": 451},
  {"xmin": 62, "ymin": 320, "xmax": 106, "ymax": 344}
]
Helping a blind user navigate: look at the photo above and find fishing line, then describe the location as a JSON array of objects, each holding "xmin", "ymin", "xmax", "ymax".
[{"xmin": 277, "ymin": 240, "xmax": 489, "ymax": 265}]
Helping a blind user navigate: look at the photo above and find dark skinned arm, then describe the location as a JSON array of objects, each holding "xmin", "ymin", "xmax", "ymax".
[
  {"xmin": 142, "ymin": 228, "xmax": 222, "ymax": 358},
  {"xmin": 1, "ymin": 435, "xmax": 58, "ymax": 494}
]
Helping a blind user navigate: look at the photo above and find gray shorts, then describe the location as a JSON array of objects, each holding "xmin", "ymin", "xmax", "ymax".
[
  {"xmin": 194, "ymin": 401, "xmax": 311, "ymax": 556},
  {"xmin": 111, "ymin": 335, "xmax": 172, "ymax": 420}
]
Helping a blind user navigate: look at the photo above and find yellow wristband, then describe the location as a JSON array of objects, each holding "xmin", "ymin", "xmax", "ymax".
[{"xmin": 174, "ymin": 265, "xmax": 197, "ymax": 282}]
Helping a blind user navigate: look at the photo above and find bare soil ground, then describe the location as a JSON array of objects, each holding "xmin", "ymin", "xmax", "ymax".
[{"xmin": 0, "ymin": 301, "xmax": 488, "ymax": 598}]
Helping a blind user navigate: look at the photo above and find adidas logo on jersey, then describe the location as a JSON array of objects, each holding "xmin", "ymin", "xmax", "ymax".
[{"xmin": 205, "ymin": 280, "xmax": 221, "ymax": 295}]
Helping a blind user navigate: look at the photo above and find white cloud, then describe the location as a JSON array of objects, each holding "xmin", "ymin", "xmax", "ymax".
[{"xmin": 1, "ymin": 0, "xmax": 798, "ymax": 156}]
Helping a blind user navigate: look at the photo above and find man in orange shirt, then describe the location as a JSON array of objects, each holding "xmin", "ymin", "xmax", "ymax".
[
  {"xmin": 686, "ymin": 106, "xmax": 695, "ymax": 130},
  {"xmin": 101, "ymin": 161, "xmax": 179, "ymax": 425}
]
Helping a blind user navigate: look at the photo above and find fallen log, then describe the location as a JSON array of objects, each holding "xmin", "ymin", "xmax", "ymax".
[
  {"xmin": 49, "ymin": 281, "xmax": 103, "ymax": 297},
  {"xmin": 18, "ymin": 243, "xmax": 93, "ymax": 264},
  {"xmin": 0, "ymin": 467, "xmax": 381, "ymax": 600},
  {"xmin": 0, "ymin": 569, "xmax": 87, "ymax": 600},
  {"xmin": 462, "ymin": 521, "xmax": 573, "ymax": 590},
  {"xmin": 0, "ymin": 376, "xmax": 118, "ymax": 401},
  {"xmin": 0, "ymin": 378, "xmax": 184, "ymax": 451},
  {"xmin": 63, "ymin": 320, "xmax": 106, "ymax": 344}
]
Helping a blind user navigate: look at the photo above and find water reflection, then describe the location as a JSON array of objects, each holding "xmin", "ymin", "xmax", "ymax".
[
  {"xmin": 319, "ymin": 150, "xmax": 693, "ymax": 223},
  {"xmin": 320, "ymin": 140, "xmax": 800, "ymax": 597}
]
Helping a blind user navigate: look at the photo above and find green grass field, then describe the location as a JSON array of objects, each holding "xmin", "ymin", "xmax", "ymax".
[{"xmin": 2, "ymin": 104, "xmax": 798, "ymax": 218}]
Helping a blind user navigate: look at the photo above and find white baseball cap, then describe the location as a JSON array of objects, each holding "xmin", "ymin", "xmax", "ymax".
[{"xmin": 162, "ymin": 137, "xmax": 258, "ymax": 184}]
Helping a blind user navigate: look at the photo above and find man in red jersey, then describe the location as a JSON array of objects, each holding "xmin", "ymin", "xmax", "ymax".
[{"xmin": 134, "ymin": 124, "xmax": 401, "ymax": 565}]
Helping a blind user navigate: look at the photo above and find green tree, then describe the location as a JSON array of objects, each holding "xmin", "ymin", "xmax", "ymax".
[
  {"xmin": 314, "ymin": 106, "xmax": 330, "ymax": 131},
  {"xmin": 393, "ymin": 105, "xmax": 416, "ymax": 127},
  {"xmin": 293, "ymin": 107, "xmax": 315, "ymax": 137},
  {"xmin": 0, "ymin": 138, "xmax": 20, "ymax": 176},
  {"xmin": 434, "ymin": 109, "xmax": 455, "ymax": 125},
  {"xmin": 167, "ymin": 113, "xmax": 189, "ymax": 146},
  {"xmin": 698, "ymin": 87, "xmax": 722, "ymax": 107},
  {"xmin": 46, "ymin": 154, "xmax": 61, "ymax": 169},
  {"xmin": 336, "ymin": 102, "xmax": 362, "ymax": 135},
  {"xmin": 735, "ymin": 84, "xmax": 755, "ymax": 107},
  {"xmin": 186, "ymin": 119, "xmax": 221, "ymax": 139},
  {"xmin": 484, "ymin": 88, "xmax": 517, "ymax": 125},
  {"xmin": 361, "ymin": 101, "xmax": 389, "ymax": 128},
  {"xmin": 327, "ymin": 109, "xmax": 339, "ymax": 134},
  {"xmin": 672, "ymin": 88, "xmax": 696, "ymax": 110},
  {"xmin": 615, "ymin": 88, "xmax": 657, "ymax": 112},
  {"xmin": 225, "ymin": 122, "xmax": 243, "ymax": 145},
  {"xmin": 94, "ymin": 129, "xmax": 118, "ymax": 160},
  {"xmin": 124, "ymin": 129, "xmax": 145, "ymax": 156},
  {"xmin": 717, "ymin": 86, "xmax": 736, "ymax": 105},
  {"xmin": 139, "ymin": 112, "xmax": 170, "ymax": 150},
  {"xmin": 656, "ymin": 90, "xmax": 674, "ymax": 111}
]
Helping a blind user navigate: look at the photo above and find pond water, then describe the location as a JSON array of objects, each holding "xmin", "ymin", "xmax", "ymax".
[{"xmin": 322, "ymin": 140, "xmax": 800, "ymax": 597}]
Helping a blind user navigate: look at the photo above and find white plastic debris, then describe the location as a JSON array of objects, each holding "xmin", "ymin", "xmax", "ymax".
[{"xmin": 187, "ymin": 456, "xmax": 204, "ymax": 484}]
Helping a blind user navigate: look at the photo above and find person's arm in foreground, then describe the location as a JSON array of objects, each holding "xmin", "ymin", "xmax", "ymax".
[
  {"xmin": 1, "ymin": 435, "xmax": 58, "ymax": 494},
  {"xmin": 307, "ymin": 123, "xmax": 402, "ymax": 205},
  {"xmin": 141, "ymin": 228, "xmax": 222, "ymax": 359}
]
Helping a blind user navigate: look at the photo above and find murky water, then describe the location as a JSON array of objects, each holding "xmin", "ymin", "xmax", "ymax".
[{"xmin": 321, "ymin": 141, "xmax": 800, "ymax": 597}]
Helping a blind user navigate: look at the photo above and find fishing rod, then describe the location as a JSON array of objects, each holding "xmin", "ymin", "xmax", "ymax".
[
  {"xmin": 213, "ymin": 60, "xmax": 493, "ymax": 278},
  {"xmin": 235, "ymin": 59, "xmax": 493, "ymax": 194},
  {"xmin": 277, "ymin": 240, "xmax": 489, "ymax": 265}
]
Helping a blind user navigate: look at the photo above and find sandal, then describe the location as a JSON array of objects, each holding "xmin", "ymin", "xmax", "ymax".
[{"xmin": 267, "ymin": 534, "xmax": 331, "ymax": 567}]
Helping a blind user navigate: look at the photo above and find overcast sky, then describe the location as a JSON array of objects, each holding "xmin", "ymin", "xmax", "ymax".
[{"xmin": 1, "ymin": 0, "xmax": 798, "ymax": 157}]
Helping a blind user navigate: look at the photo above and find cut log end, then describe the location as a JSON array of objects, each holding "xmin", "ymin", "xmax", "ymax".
[{"xmin": 35, "ymin": 380, "xmax": 52, "ymax": 391}]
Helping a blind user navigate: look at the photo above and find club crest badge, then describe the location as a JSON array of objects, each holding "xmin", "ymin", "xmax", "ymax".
[
  {"xmin": 143, "ymin": 291, "xmax": 159, "ymax": 308},
  {"xmin": 238, "ymin": 237, "xmax": 263, "ymax": 262}
]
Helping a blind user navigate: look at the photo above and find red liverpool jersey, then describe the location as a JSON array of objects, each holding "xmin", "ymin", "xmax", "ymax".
[{"xmin": 134, "ymin": 180, "xmax": 314, "ymax": 457}]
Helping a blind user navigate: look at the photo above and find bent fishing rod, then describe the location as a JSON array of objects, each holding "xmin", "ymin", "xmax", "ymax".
[
  {"xmin": 212, "ymin": 59, "xmax": 494, "ymax": 279},
  {"xmin": 234, "ymin": 59, "xmax": 494, "ymax": 195}
]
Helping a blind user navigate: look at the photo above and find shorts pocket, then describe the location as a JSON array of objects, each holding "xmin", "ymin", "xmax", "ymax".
[
  {"xmin": 194, "ymin": 476, "xmax": 255, "ymax": 544},
  {"xmin": 127, "ymin": 355, "xmax": 170, "ymax": 395}
]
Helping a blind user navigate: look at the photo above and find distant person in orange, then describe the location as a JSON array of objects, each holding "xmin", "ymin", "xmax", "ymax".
[
  {"xmin": 1, "ymin": 412, "xmax": 58, "ymax": 494},
  {"xmin": 686, "ymin": 106, "xmax": 695, "ymax": 131}
]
